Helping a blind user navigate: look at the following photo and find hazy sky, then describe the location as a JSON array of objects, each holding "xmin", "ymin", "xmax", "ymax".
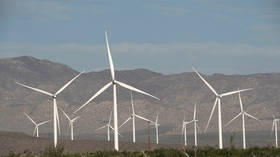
[{"xmin": 0, "ymin": 0, "xmax": 279, "ymax": 74}]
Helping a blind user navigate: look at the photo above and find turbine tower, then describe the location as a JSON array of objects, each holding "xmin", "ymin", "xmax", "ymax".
[
  {"xmin": 272, "ymin": 115, "xmax": 279, "ymax": 147},
  {"xmin": 119, "ymin": 92, "xmax": 154, "ymax": 143},
  {"xmin": 193, "ymin": 67, "xmax": 252, "ymax": 149},
  {"xmin": 24, "ymin": 112, "xmax": 50, "ymax": 138},
  {"xmin": 74, "ymin": 31, "xmax": 159, "ymax": 151},
  {"xmin": 150, "ymin": 113, "xmax": 160, "ymax": 144},
  {"xmin": 16, "ymin": 71, "xmax": 83, "ymax": 147},
  {"xmin": 224, "ymin": 91, "xmax": 259, "ymax": 149},
  {"xmin": 182, "ymin": 115, "xmax": 188, "ymax": 146},
  {"xmin": 60, "ymin": 108, "xmax": 80, "ymax": 141}
]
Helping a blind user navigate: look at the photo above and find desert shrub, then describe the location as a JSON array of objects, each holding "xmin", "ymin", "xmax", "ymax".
[
  {"xmin": 145, "ymin": 148, "xmax": 185, "ymax": 157},
  {"xmin": 41, "ymin": 144, "xmax": 65, "ymax": 157},
  {"xmin": 182, "ymin": 146, "xmax": 280, "ymax": 157},
  {"xmin": 2, "ymin": 145, "xmax": 280, "ymax": 157},
  {"xmin": 2, "ymin": 151, "xmax": 20, "ymax": 157},
  {"xmin": 83, "ymin": 150, "xmax": 143, "ymax": 157}
]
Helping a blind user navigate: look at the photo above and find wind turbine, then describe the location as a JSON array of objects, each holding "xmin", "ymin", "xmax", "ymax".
[
  {"xmin": 24, "ymin": 112, "xmax": 50, "ymax": 138},
  {"xmin": 96, "ymin": 111, "xmax": 122, "ymax": 141},
  {"xmin": 74, "ymin": 31, "xmax": 159, "ymax": 151},
  {"xmin": 150, "ymin": 113, "xmax": 160, "ymax": 144},
  {"xmin": 118, "ymin": 92, "xmax": 154, "ymax": 143},
  {"xmin": 16, "ymin": 71, "xmax": 84, "ymax": 147},
  {"xmin": 181, "ymin": 103, "xmax": 198, "ymax": 147},
  {"xmin": 193, "ymin": 67, "xmax": 252, "ymax": 149},
  {"xmin": 187, "ymin": 103, "xmax": 199, "ymax": 146},
  {"xmin": 224, "ymin": 91, "xmax": 259, "ymax": 149},
  {"xmin": 60, "ymin": 108, "xmax": 80, "ymax": 141},
  {"xmin": 272, "ymin": 115, "xmax": 279, "ymax": 147},
  {"xmin": 264, "ymin": 107, "xmax": 279, "ymax": 148}
]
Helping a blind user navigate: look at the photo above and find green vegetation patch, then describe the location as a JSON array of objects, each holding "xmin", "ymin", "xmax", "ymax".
[{"xmin": 2, "ymin": 145, "xmax": 280, "ymax": 157}]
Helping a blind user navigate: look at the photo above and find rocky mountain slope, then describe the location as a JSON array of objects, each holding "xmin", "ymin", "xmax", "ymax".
[{"xmin": 0, "ymin": 56, "xmax": 279, "ymax": 143}]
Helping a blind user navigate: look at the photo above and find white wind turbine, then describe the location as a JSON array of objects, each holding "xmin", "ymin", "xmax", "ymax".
[
  {"xmin": 271, "ymin": 115, "xmax": 279, "ymax": 148},
  {"xmin": 189, "ymin": 104, "xmax": 199, "ymax": 146},
  {"xmin": 224, "ymin": 91, "xmax": 259, "ymax": 149},
  {"xmin": 24, "ymin": 112, "xmax": 50, "ymax": 138},
  {"xmin": 16, "ymin": 71, "xmax": 83, "ymax": 147},
  {"xmin": 193, "ymin": 67, "xmax": 252, "ymax": 149},
  {"xmin": 150, "ymin": 113, "xmax": 160, "ymax": 144},
  {"xmin": 181, "ymin": 103, "xmax": 198, "ymax": 147},
  {"xmin": 74, "ymin": 31, "xmax": 159, "ymax": 151},
  {"xmin": 95, "ymin": 111, "xmax": 122, "ymax": 141},
  {"xmin": 118, "ymin": 92, "xmax": 154, "ymax": 143},
  {"xmin": 60, "ymin": 108, "xmax": 80, "ymax": 141}
]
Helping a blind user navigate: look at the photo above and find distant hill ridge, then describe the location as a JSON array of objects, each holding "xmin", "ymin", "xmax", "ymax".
[{"xmin": 0, "ymin": 56, "xmax": 279, "ymax": 141}]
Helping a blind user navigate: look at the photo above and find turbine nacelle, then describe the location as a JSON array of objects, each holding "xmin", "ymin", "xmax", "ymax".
[{"xmin": 217, "ymin": 95, "xmax": 222, "ymax": 99}]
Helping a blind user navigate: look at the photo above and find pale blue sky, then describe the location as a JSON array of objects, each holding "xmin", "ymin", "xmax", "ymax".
[{"xmin": 0, "ymin": 0, "xmax": 279, "ymax": 74}]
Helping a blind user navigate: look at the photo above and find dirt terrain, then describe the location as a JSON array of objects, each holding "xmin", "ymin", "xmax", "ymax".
[{"xmin": 0, "ymin": 131, "xmax": 181, "ymax": 156}]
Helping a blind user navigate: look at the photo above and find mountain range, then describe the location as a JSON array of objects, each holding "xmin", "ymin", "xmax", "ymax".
[{"xmin": 0, "ymin": 56, "xmax": 279, "ymax": 145}]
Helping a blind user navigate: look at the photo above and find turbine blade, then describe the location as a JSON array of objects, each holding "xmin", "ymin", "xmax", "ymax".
[
  {"xmin": 72, "ymin": 116, "xmax": 80, "ymax": 122},
  {"xmin": 220, "ymin": 88, "xmax": 253, "ymax": 97},
  {"xmin": 38, "ymin": 120, "xmax": 50, "ymax": 126},
  {"xmin": 95, "ymin": 125, "xmax": 107, "ymax": 131},
  {"xmin": 245, "ymin": 112, "xmax": 260, "ymax": 122},
  {"xmin": 16, "ymin": 82, "xmax": 53, "ymax": 97},
  {"xmin": 131, "ymin": 91, "xmax": 135, "ymax": 114},
  {"xmin": 33, "ymin": 127, "xmax": 37, "ymax": 137},
  {"xmin": 156, "ymin": 113, "xmax": 158, "ymax": 124},
  {"xmin": 105, "ymin": 31, "xmax": 115, "ymax": 80},
  {"xmin": 193, "ymin": 103, "xmax": 197, "ymax": 120},
  {"xmin": 150, "ymin": 120, "xmax": 156, "ymax": 126},
  {"xmin": 119, "ymin": 117, "xmax": 132, "ymax": 129},
  {"xmin": 115, "ymin": 80, "xmax": 159, "ymax": 100},
  {"xmin": 55, "ymin": 71, "xmax": 84, "ymax": 95},
  {"xmin": 74, "ymin": 82, "xmax": 112, "ymax": 113},
  {"xmin": 224, "ymin": 112, "xmax": 242, "ymax": 128},
  {"xmin": 192, "ymin": 67, "xmax": 218, "ymax": 96},
  {"xmin": 135, "ymin": 114, "xmax": 152, "ymax": 122},
  {"xmin": 60, "ymin": 108, "xmax": 71, "ymax": 121},
  {"xmin": 271, "ymin": 121, "xmax": 275, "ymax": 137},
  {"xmin": 24, "ymin": 112, "xmax": 37, "ymax": 125},
  {"xmin": 108, "ymin": 111, "xmax": 112, "ymax": 124},
  {"xmin": 239, "ymin": 91, "xmax": 243, "ymax": 111},
  {"xmin": 204, "ymin": 98, "xmax": 218, "ymax": 132},
  {"xmin": 184, "ymin": 121, "xmax": 193, "ymax": 125}
]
